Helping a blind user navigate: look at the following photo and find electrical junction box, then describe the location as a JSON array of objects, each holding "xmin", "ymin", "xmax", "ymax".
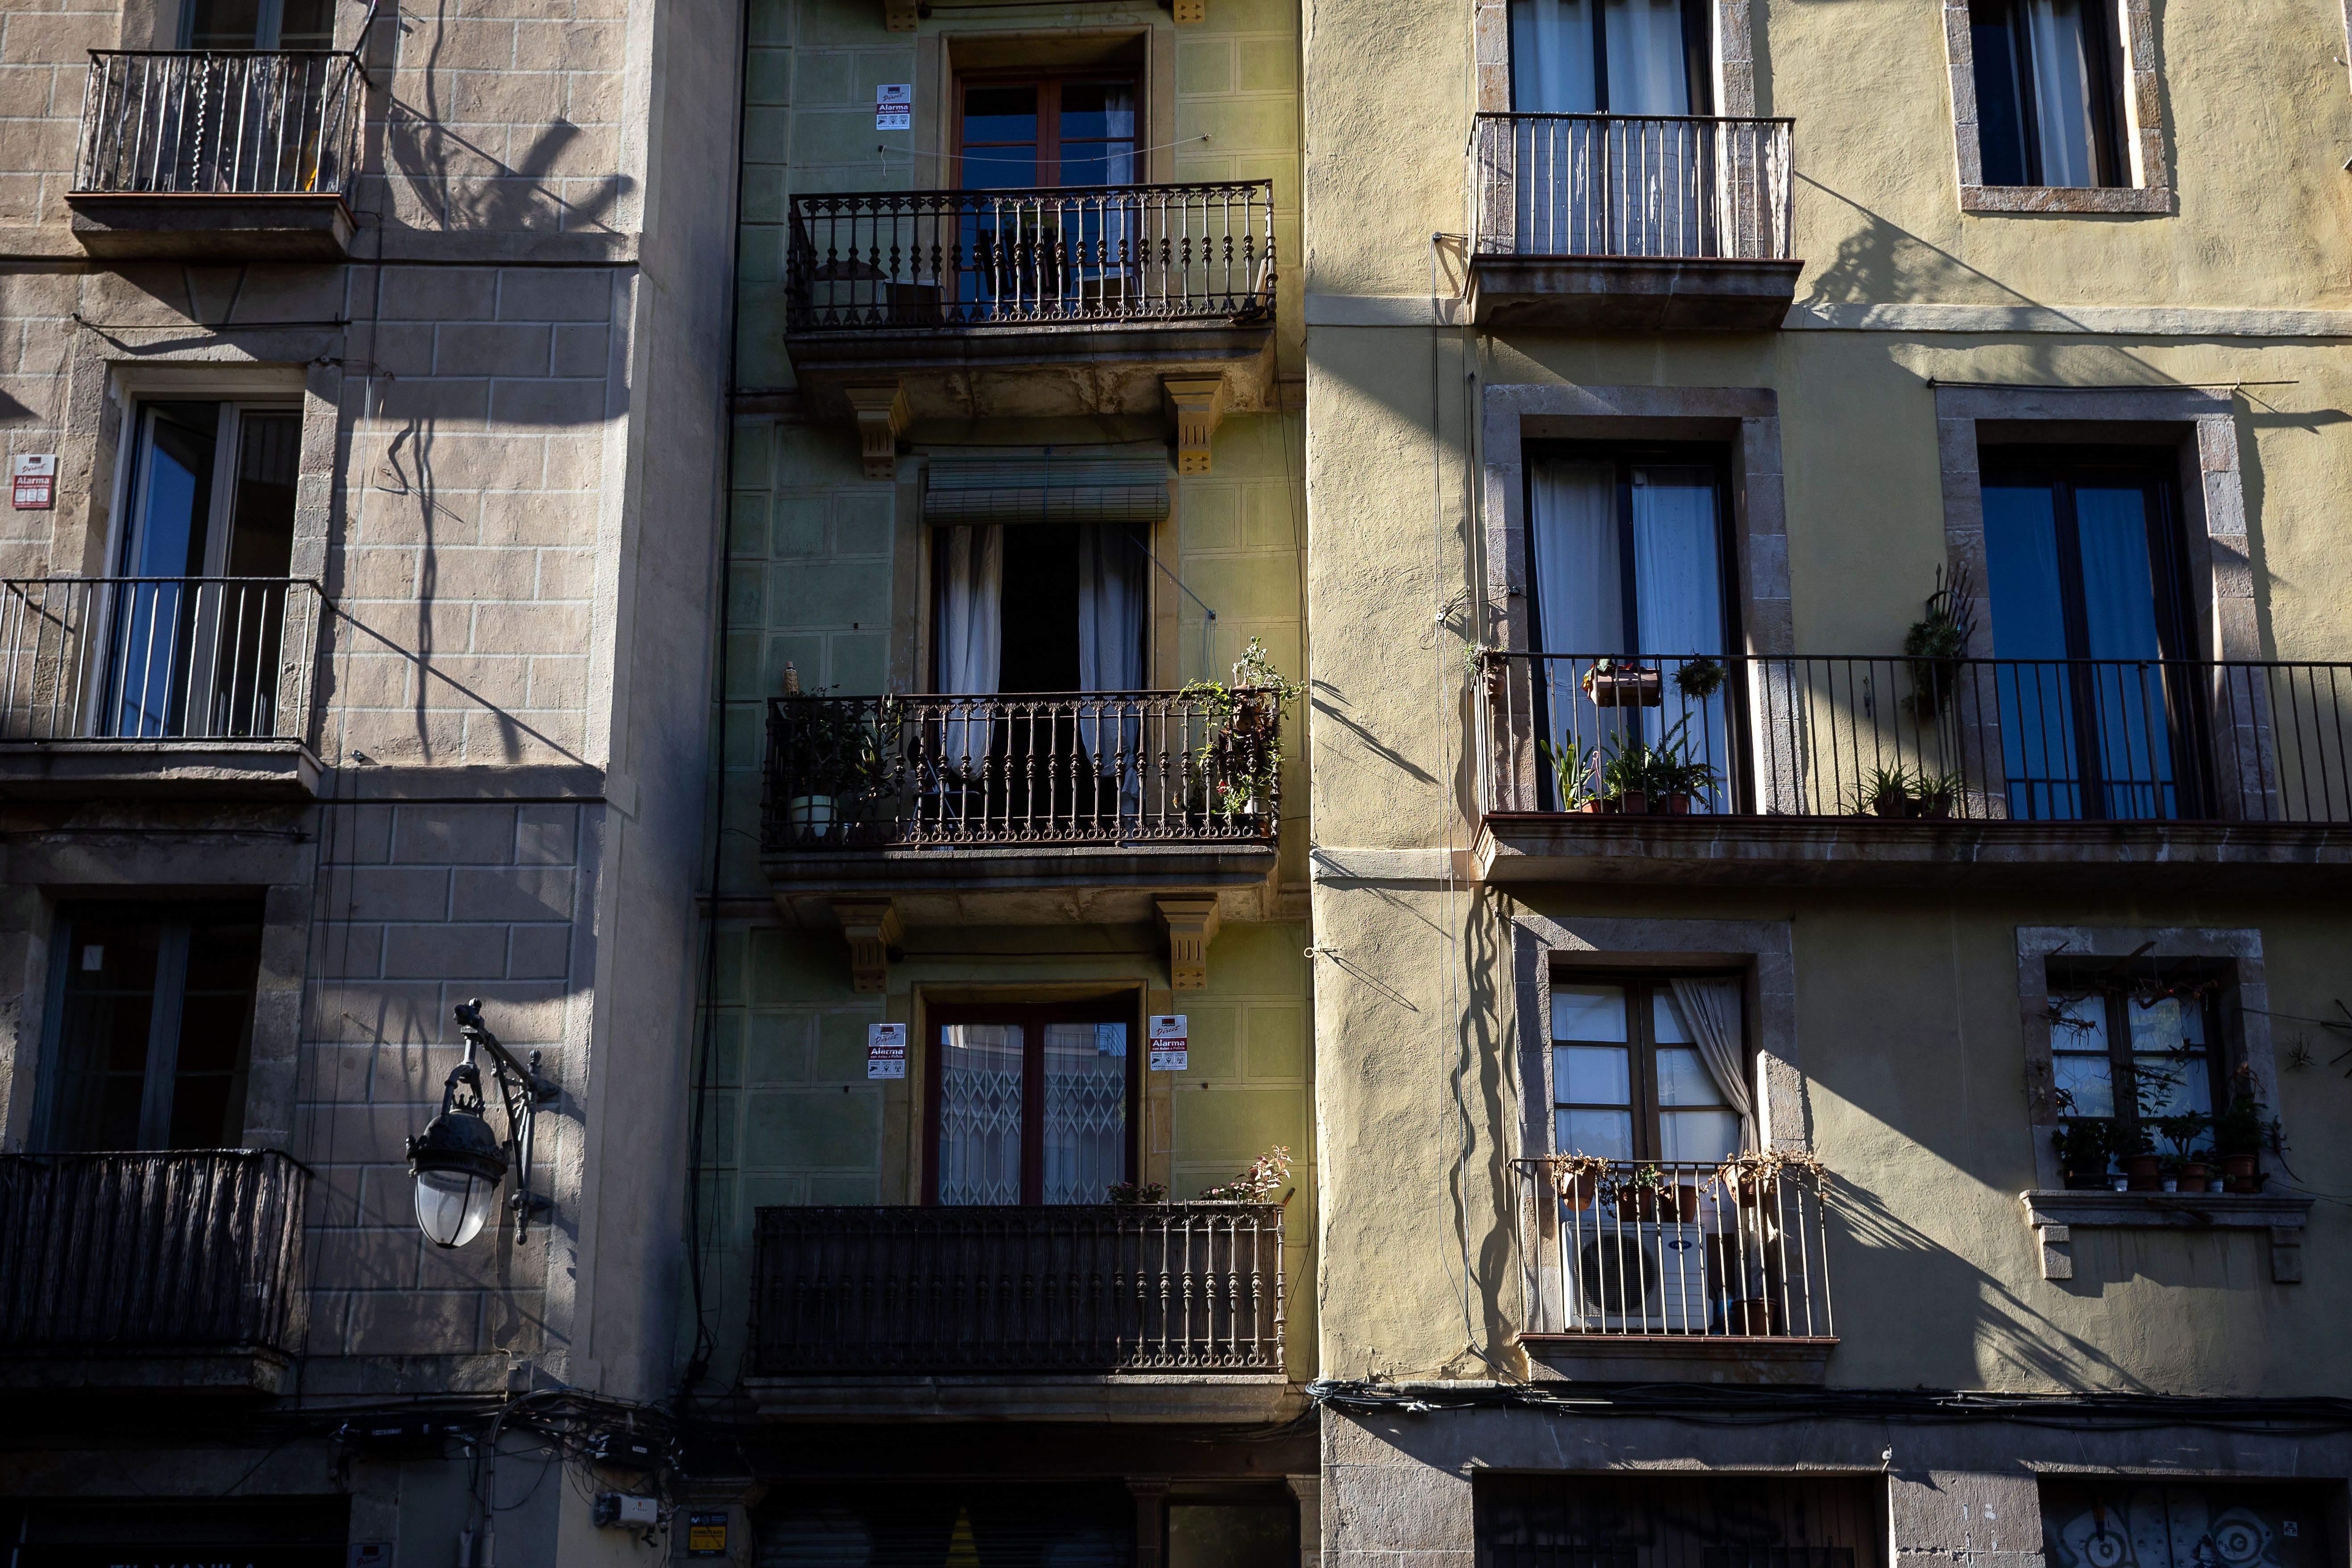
[
  {"xmin": 594, "ymin": 1494, "xmax": 661, "ymax": 1529},
  {"xmin": 587, "ymin": 1430, "xmax": 661, "ymax": 1471}
]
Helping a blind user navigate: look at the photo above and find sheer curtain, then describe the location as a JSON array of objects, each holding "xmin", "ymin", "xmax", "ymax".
[
  {"xmin": 1631, "ymin": 464, "xmax": 1728, "ymax": 804},
  {"xmin": 2022, "ymin": 0, "xmax": 2096, "ymax": 187},
  {"xmin": 1529, "ymin": 460, "xmax": 1619, "ymax": 807},
  {"xmin": 934, "ymin": 523, "xmax": 1002, "ymax": 772},
  {"xmin": 1509, "ymin": 0, "xmax": 1597, "ymax": 252},
  {"xmin": 1668, "ymin": 977, "xmax": 1752, "ymax": 1152},
  {"xmin": 1512, "ymin": 0, "xmax": 1598, "ymax": 111},
  {"xmin": 2074, "ymin": 484, "xmax": 2173, "ymax": 817},
  {"xmin": 1095, "ymin": 87, "xmax": 1138, "ymax": 296},
  {"xmin": 1076, "ymin": 522, "xmax": 1146, "ymax": 806}
]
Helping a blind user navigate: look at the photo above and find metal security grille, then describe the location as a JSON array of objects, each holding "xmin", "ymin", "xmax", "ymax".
[
  {"xmin": 786, "ymin": 182, "xmax": 1276, "ymax": 332},
  {"xmin": 922, "ymin": 460, "xmax": 1173, "ymax": 526},
  {"xmin": 75, "ymin": 51, "xmax": 365, "ymax": 198},
  {"xmin": 1480, "ymin": 650, "xmax": 2352, "ymax": 824},
  {"xmin": 749, "ymin": 1204, "xmax": 1285, "ymax": 1375},
  {"xmin": 1470, "ymin": 113, "xmax": 1794, "ymax": 261},
  {"xmin": 0, "ymin": 578, "xmax": 326, "ymax": 744},
  {"xmin": 0, "ymin": 1150, "xmax": 310, "ymax": 1353}
]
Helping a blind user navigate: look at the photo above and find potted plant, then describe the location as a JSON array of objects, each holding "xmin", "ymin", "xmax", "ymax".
[
  {"xmin": 1648, "ymin": 719, "xmax": 1718, "ymax": 814},
  {"xmin": 1674, "ymin": 657, "xmax": 1726, "ymax": 701},
  {"xmin": 1583, "ymin": 659, "xmax": 1662, "ymax": 708},
  {"xmin": 1862, "ymin": 765, "xmax": 1916, "ymax": 819},
  {"xmin": 2112, "ymin": 1119, "xmax": 2161, "ymax": 1192},
  {"xmin": 1537, "ymin": 736, "xmax": 1599, "ymax": 812},
  {"xmin": 1611, "ymin": 1163, "xmax": 1677, "ymax": 1221},
  {"xmin": 1105, "ymin": 1181, "xmax": 1168, "ymax": 1204},
  {"xmin": 1549, "ymin": 1152, "xmax": 1611, "ymax": 1212},
  {"xmin": 1198, "ymin": 1145, "xmax": 1292, "ymax": 1203},
  {"xmin": 1601, "ymin": 734, "xmax": 1659, "ymax": 815},
  {"xmin": 778, "ymin": 695, "xmax": 891, "ymax": 842},
  {"xmin": 1181, "ymin": 639, "xmax": 1304, "ymax": 825},
  {"xmin": 2211, "ymin": 1092, "xmax": 2271, "ymax": 1192},
  {"xmin": 2153, "ymin": 1110, "xmax": 2211, "ymax": 1194},
  {"xmin": 1903, "ymin": 563, "xmax": 1975, "ymax": 718},
  {"xmin": 2052, "ymin": 1120, "xmax": 2112, "ymax": 1191},
  {"xmin": 1916, "ymin": 769, "xmax": 1965, "ymax": 819}
]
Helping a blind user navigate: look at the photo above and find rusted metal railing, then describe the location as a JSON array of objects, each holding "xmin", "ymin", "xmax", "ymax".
[
  {"xmin": 1470, "ymin": 112, "xmax": 1794, "ymax": 261},
  {"xmin": 75, "ymin": 50, "xmax": 364, "ymax": 197},
  {"xmin": 0, "ymin": 577, "xmax": 325, "ymax": 744},
  {"xmin": 1480, "ymin": 651, "xmax": 2352, "ymax": 824},
  {"xmin": 0, "ymin": 1150, "xmax": 310, "ymax": 1353},
  {"xmin": 786, "ymin": 182, "xmax": 1276, "ymax": 332},
  {"xmin": 750, "ymin": 1204, "xmax": 1285, "ymax": 1375},
  {"xmin": 763, "ymin": 690, "xmax": 1282, "ymax": 850},
  {"xmin": 1513, "ymin": 1157, "xmax": 1831, "ymax": 1339}
]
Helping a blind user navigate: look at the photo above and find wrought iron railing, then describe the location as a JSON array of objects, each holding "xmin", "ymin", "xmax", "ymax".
[
  {"xmin": 0, "ymin": 1150, "xmax": 310, "ymax": 1354},
  {"xmin": 0, "ymin": 578, "xmax": 325, "ymax": 744},
  {"xmin": 1512, "ymin": 1157, "xmax": 1830, "ymax": 1339},
  {"xmin": 763, "ymin": 690, "xmax": 1282, "ymax": 850},
  {"xmin": 75, "ymin": 50, "xmax": 364, "ymax": 197},
  {"xmin": 1480, "ymin": 651, "xmax": 2352, "ymax": 824},
  {"xmin": 1470, "ymin": 113, "xmax": 1794, "ymax": 261},
  {"xmin": 786, "ymin": 182, "xmax": 1276, "ymax": 332},
  {"xmin": 750, "ymin": 1204, "xmax": 1285, "ymax": 1375}
]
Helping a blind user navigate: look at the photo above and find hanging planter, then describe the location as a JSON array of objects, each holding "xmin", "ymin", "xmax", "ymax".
[{"xmin": 1583, "ymin": 660, "xmax": 1662, "ymax": 708}]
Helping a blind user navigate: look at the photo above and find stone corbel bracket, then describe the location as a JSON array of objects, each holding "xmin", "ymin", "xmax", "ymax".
[
  {"xmin": 2021, "ymin": 1190, "xmax": 2315, "ymax": 1283},
  {"xmin": 843, "ymin": 383, "xmax": 910, "ymax": 480},
  {"xmin": 1170, "ymin": 0, "xmax": 1206, "ymax": 20},
  {"xmin": 1155, "ymin": 895, "xmax": 1222, "ymax": 990},
  {"xmin": 1161, "ymin": 376, "xmax": 1227, "ymax": 474},
  {"xmin": 833, "ymin": 898, "xmax": 903, "ymax": 994},
  {"xmin": 883, "ymin": 0, "xmax": 918, "ymax": 30}
]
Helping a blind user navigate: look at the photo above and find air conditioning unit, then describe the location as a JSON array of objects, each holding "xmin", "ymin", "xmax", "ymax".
[{"xmin": 1571, "ymin": 1222, "xmax": 1709, "ymax": 1332}]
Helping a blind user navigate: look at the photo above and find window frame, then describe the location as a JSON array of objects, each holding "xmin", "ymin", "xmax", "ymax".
[
  {"xmin": 1976, "ymin": 444, "xmax": 2195, "ymax": 666},
  {"xmin": 1965, "ymin": 0, "xmax": 2129, "ymax": 190},
  {"xmin": 113, "ymin": 399, "xmax": 304, "ymax": 583},
  {"xmin": 1505, "ymin": 0, "xmax": 1718, "ymax": 116},
  {"xmin": 1522, "ymin": 439, "xmax": 1742, "ymax": 662},
  {"xmin": 923, "ymin": 997, "xmax": 1142, "ymax": 1206},
  {"xmin": 1548, "ymin": 971, "xmax": 1746, "ymax": 1164},
  {"xmin": 952, "ymin": 69, "xmax": 1144, "ymax": 191},
  {"xmin": 2046, "ymin": 963, "xmax": 2229, "ymax": 1140},
  {"xmin": 33, "ymin": 901, "xmax": 265, "ymax": 1153},
  {"xmin": 178, "ymin": 0, "xmax": 335, "ymax": 50}
]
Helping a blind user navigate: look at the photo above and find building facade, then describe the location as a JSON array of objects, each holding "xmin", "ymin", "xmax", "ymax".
[{"xmin": 0, "ymin": 0, "xmax": 732, "ymax": 1558}]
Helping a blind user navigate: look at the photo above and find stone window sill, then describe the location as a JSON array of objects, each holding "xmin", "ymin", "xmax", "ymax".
[
  {"xmin": 1961, "ymin": 185, "xmax": 2171, "ymax": 215},
  {"xmin": 2021, "ymin": 1189, "xmax": 2313, "ymax": 1282}
]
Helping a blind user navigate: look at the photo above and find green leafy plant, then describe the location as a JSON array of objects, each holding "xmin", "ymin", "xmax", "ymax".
[
  {"xmin": 1199, "ymin": 1145, "xmax": 1292, "ymax": 1203},
  {"xmin": 1180, "ymin": 639, "xmax": 1304, "ymax": 822},
  {"xmin": 1915, "ymin": 767, "xmax": 1967, "ymax": 816},
  {"xmin": 1601, "ymin": 734, "xmax": 1663, "ymax": 802},
  {"xmin": 2211, "ymin": 1092, "xmax": 2273, "ymax": 1158},
  {"xmin": 1537, "ymin": 736, "xmax": 1598, "ymax": 810},
  {"xmin": 1860, "ymin": 764, "xmax": 1915, "ymax": 814},
  {"xmin": 1674, "ymin": 658, "xmax": 1726, "ymax": 700},
  {"xmin": 2051, "ymin": 1118, "xmax": 2112, "ymax": 1176},
  {"xmin": 1106, "ymin": 1181, "xmax": 1168, "ymax": 1205},
  {"xmin": 2153, "ymin": 1110, "xmax": 2212, "ymax": 1158}
]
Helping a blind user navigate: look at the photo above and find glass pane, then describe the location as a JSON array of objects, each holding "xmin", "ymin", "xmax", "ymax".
[
  {"xmin": 1555, "ymin": 1045, "xmax": 1630, "ymax": 1107},
  {"xmin": 2075, "ymin": 483, "xmax": 2177, "ymax": 818},
  {"xmin": 2050, "ymin": 993, "xmax": 2108, "ymax": 1051},
  {"xmin": 1510, "ymin": 0, "xmax": 1598, "ymax": 113},
  {"xmin": 1631, "ymin": 467, "xmax": 1722, "ymax": 657},
  {"xmin": 1660, "ymin": 1108, "xmax": 1739, "ymax": 1164},
  {"xmin": 1984, "ymin": 478, "xmax": 2080, "ymax": 820},
  {"xmin": 2052, "ymin": 1051, "xmax": 2115, "ymax": 1120},
  {"xmin": 938, "ymin": 1024, "xmax": 1023, "ymax": 1204},
  {"xmin": 1603, "ymin": 0, "xmax": 1693, "ymax": 114},
  {"xmin": 170, "ymin": 917, "xmax": 262, "ymax": 1148},
  {"xmin": 111, "ymin": 404, "xmax": 222, "ymax": 739},
  {"xmin": 1651, "ymin": 989, "xmax": 1693, "ymax": 1043},
  {"xmin": 226, "ymin": 412, "xmax": 298, "ymax": 577},
  {"xmin": 1552, "ymin": 983, "xmax": 1626, "ymax": 1041},
  {"xmin": 1969, "ymin": 1, "xmax": 2030, "ymax": 185},
  {"xmin": 1558, "ymin": 1107, "xmax": 1633, "ymax": 1160},
  {"xmin": 962, "ymin": 85, "xmax": 1037, "ymax": 143},
  {"xmin": 1654, "ymin": 1046, "xmax": 1723, "ymax": 1108},
  {"xmin": 185, "ymin": 0, "xmax": 264, "ymax": 47},
  {"xmin": 1529, "ymin": 461, "xmax": 1621, "ymax": 658},
  {"xmin": 1041, "ymin": 1022, "xmax": 1126, "ymax": 1204},
  {"xmin": 1169, "ymin": 1503, "xmax": 1293, "ymax": 1568},
  {"xmin": 47, "ymin": 914, "xmax": 165, "ymax": 1151},
  {"xmin": 1059, "ymin": 82, "xmax": 1136, "ymax": 142},
  {"xmin": 277, "ymin": 0, "xmax": 337, "ymax": 47},
  {"xmin": 2019, "ymin": 0, "xmax": 2096, "ymax": 187},
  {"xmin": 2133, "ymin": 1052, "xmax": 2211, "ymax": 1119}
]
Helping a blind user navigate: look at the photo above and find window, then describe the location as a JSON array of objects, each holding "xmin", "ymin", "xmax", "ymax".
[
  {"xmin": 1526, "ymin": 444, "xmax": 1739, "ymax": 811},
  {"xmin": 1980, "ymin": 446, "xmax": 2195, "ymax": 820},
  {"xmin": 1968, "ymin": 0, "xmax": 2129, "ymax": 188},
  {"xmin": 957, "ymin": 74, "xmax": 1138, "ymax": 190},
  {"xmin": 108, "ymin": 400, "xmax": 300, "ymax": 739},
  {"xmin": 2049, "ymin": 973, "xmax": 2223, "ymax": 1136},
  {"xmin": 1552, "ymin": 978, "xmax": 1745, "ymax": 1164},
  {"xmin": 2040, "ymin": 1480, "xmax": 2328, "ymax": 1568},
  {"xmin": 1509, "ymin": 0, "xmax": 1714, "ymax": 115},
  {"xmin": 37, "ymin": 903, "xmax": 264, "ymax": 1151},
  {"xmin": 926, "ymin": 1002, "xmax": 1136, "ymax": 1205},
  {"xmin": 933, "ymin": 521, "xmax": 1146, "ymax": 696},
  {"xmin": 181, "ymin": 0, "xmax": 336, "ymax": 49},
  {"xmin": 1478, "ymin": 1473, "xmax": 1885, "ymax": 1568}
]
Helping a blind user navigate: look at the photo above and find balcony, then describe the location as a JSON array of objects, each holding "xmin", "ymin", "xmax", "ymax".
[
  {"xmin": 1475, "ymin": 652, "xmax": 2352, "ymax": 888},
  {"xmin": 744, "ymin": 1203, "xmax": 1291, "ymax": 1420},
  {"xmin": 761, "ymin": 691, "xmax": 1281, "ymax": 950},
  {"xmin": 783, "ymin": 182, "xmax": 1278, "ymax": 436},
  {"xmin": 1511, "ymin": 1156, "xmax": 1834, "ymax": 1383},
  {"xmin": 0, "ymin": 577, "xmax": 327, "ymax": 799},
  {"xmin": 68, "ymin": 50, "xmax": 364, "ymax": 259},
  {"xmin": 1466, "ymin": 113, "xmax": 1800, "ymax": 331},
  {"xmin": 0, "ymin": 1150, "xmax": 310, "ymax": 1395}
]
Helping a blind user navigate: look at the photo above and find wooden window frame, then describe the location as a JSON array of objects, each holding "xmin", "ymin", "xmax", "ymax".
[
  {"xmin": 1964, "ymin": 0, "xmax": 2130, "ymax": 190},
  {"xmin": 1976, "ymin": 444, "xmax": 2195, "ymax": 663},
  {"xmin": 2046, "ymin": 961, "xmax": 2229, "ymax": 1139},
  {"xmin": 1505, "ymin": 0, "xmax": 1716, "ymax": 116},
  {"xmin": 1522, "ymin": 439, "xmax": 1743, "ymax": 661},
  {"xmin": 952, "ymin": 69, "xmax": 1143, "ymax": 190},
  {"xmin": 1549, "ymin": 971, "xmax": 1744, "ymax": 1163},
  {"xmin": 923, "ymin": 998, "xmax": 1141, "ymax": 1206}
]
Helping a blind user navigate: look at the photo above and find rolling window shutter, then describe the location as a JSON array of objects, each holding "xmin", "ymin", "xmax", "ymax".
[{"xmin": 923, "ymin": 459, "xmax": 1171, "ymax": 526}]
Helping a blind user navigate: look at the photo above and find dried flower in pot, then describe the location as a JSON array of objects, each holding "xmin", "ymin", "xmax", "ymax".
[
  {"xmin": 1674, "ymin": 658, "xmax": 1727, "ymax": 700},
  {"xmin": 1583, "ymin": 660, "xmax": 1662, "ymax": 708}
]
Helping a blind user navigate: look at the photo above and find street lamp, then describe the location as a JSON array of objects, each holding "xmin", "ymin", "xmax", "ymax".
[{"xmin": 406, "ymin": 1000, "xmax": 558, "ymax": 1248}]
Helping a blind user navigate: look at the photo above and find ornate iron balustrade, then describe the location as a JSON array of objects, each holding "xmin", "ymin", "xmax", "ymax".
[
  {"xmin": 1481, "ymin": 651, "xmax": 2352, "ymax": 824},
  {"xmin": 0, "ymin": 1150, "xmax": 310, "ymax": 1354},
  {"xmin": 1470, "ymin": 112, "xmax": 1794, "ymax": 261},
  {"xmin": 785, "ymin": 182, "xmax": 1277, "ymax": 332},
  {"xmin": 0, "ymin": 577, "xmax": 326, "ymax": 744},
  {"xmin": 75, "ymin": 50, "xmax": 364, "ymax": 197},
  {"xmin": 1512, "ymin": 1157, "xmax": 1831, "ymax": 1339},
  {"xmin": 751, "ymin": 1204, "xmax": 1285, "ymax": 1375},
  {"xmin": 763, "ymin": 690, "xmax": 1282, "ymax": 851}
]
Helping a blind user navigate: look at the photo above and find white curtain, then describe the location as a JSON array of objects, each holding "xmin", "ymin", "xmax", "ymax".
[
  {"xmin": 1511, "ymin": 0, "xmax": 1598, "ymax": 112},
  {"xmin": 1604, "ymin": 0, "xmax": 1692, "ymax": 114},
  {"xmin": 1669, "ymin": 977, "xmax": 1752, "ymax": 1151},
  {"xmin": 1630, "ymin": 465, "xmax": 1722, "ymax": 658},
  {"xmin": 2023, "ymin": 0, "xmax": 2096, "ymax": 187},
  {"xmin": 1532, "ymin": 460, "xmax": 1622, "ymax": 658},
  {"xmin": 1076, "ymin": 522, "xmax": 1145, "ymax": 802},
  {"xmin": 935, "ymin": 523, "xmax": 1002, "ymax": 772}
]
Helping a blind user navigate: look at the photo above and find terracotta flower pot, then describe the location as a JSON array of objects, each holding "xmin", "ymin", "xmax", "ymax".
[
  {"xmin": 2062, "ymin": 1168, "xmax": 2111, "ymax": 1191},
  {"xmin": 1871, "ymin": 796, "xmax": 1914, "ymax": 819},
  {"xmin": 1619, "ymin": 791, "xmax": 1650, "ymax": 815},
  {"xmin": 2177, "ymin": 1163, "xmax": 2210, "ymax": 1194},
  {"xmin": 1724, "ymin": 1299, "xmax": 1779, "ymax": 1336},
  {"xmin": 2219, "ymin": 1154, "xmax": 2259, "ymax": 1193},
  {"xmin": 1663, "ymin": 793, "xmax": 1694, "ymax": 815},
  {"xmin": 1557, "ymin": 1171, "xmax": 1601, "ymax": 1210},
  {"xmin": 2124, "ymin": 1153, "xmax": 2162, "ymax": 1192}
]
